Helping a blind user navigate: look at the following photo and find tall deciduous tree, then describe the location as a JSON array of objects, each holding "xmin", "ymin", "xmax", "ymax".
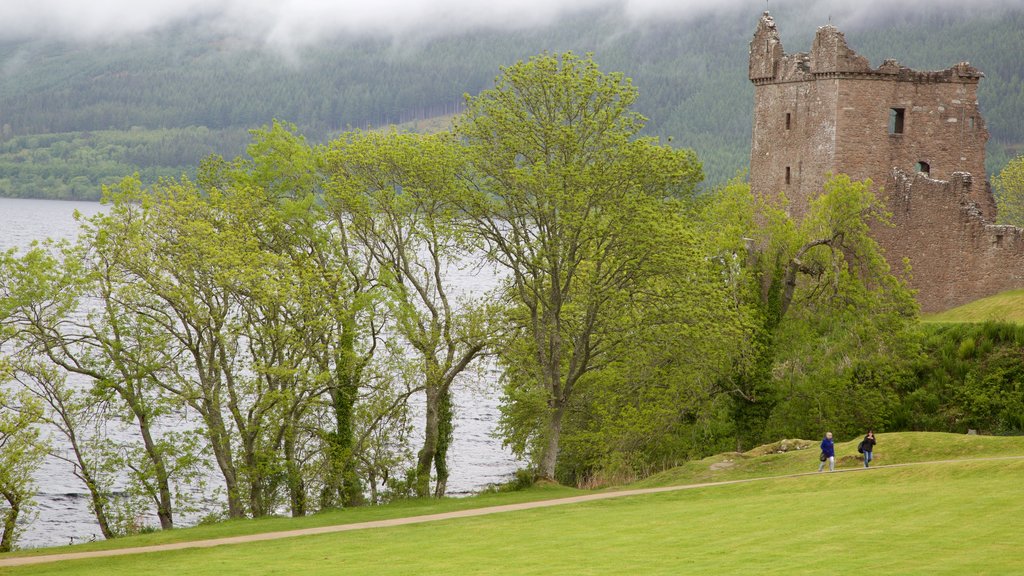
[
  {"xmin": 456, "ymin": 52, "xmax": 703, "ymax": 480},
  {"xmin": 326, "ymin": 130, "xmax": 493, "ymax": 497},
  {"xmin": 85, "ymin": 177, "xmax": 251, "ymax": 518},
  {"xmin": 0, "ymin": 383, "xmax": 48, "ymax": 552},
  {"xmin": 0, "ymin": 241, "xmax": 184, "ymax": 536},
  {"xmin": 548, "ymin": 202, "xmax": 746, "ymax": 486}
]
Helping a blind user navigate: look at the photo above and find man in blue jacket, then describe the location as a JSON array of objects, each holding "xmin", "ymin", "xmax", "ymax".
[{"xmin": 818, "ymin": 432, "xmax": 835, "ymax": 472}]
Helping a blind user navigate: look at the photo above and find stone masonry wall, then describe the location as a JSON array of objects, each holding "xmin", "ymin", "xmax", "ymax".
[
  {"xmin": 878, "ymin": 171, "xmax": 1024, "ymax": 311},
  {"xmin": 748, "ymin": 12, "xmax": 1024, "ymax": 312},
  {"xmin": 832, "ymin": 69, "xmax": 992, "ymax": 220}
]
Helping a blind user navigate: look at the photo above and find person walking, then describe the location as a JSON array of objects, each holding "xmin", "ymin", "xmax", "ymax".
[
  {"xmin": 860, "ymin": 430, "xmax": 877, "ymax": 468},
  {"xmin": 818, "ymin": 432, "xmax": 835, "ymax": 472}
]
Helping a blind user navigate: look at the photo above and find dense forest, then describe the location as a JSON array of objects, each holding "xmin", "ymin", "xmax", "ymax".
[{"xmin": 0, "ymin": 4, "xmax": 1021, "ymax": 200}]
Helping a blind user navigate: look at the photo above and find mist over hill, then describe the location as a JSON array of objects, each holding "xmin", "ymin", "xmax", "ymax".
[{"xmin": 0, "ymin": 1, "xmax": 1021, "ymax": 200}]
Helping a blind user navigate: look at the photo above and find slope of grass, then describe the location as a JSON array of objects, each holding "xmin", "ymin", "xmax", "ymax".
[
  {"xmin": 635, "ymin": 432, "xmax": 1024, "ymax": 487},
  {"xmin": 4, "ymin": 432, "xmax": 1024, "ymax": 574},
  {"xmin": 923, "ymin": 289, "xmax": 1024, "ymax": 324}
]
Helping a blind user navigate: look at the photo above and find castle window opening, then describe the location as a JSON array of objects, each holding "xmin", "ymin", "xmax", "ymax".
[
  {"xmin": 785, "ymin": 113, "xmax": 791, "ymax": 130},
  {"xmin": 890, "ymin": 108, "xmax": 905, "ymax": 134},
  {"xmin": 785, "ymin": 166, "xmax": 791, "ymax": 184},
  {"xmin": 916, "ymin": 161, "xmax": 930, "ymax": 175}
]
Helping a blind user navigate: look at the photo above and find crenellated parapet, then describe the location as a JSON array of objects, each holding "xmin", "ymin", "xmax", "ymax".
[{"xmin": 750, "ymin": 17, "xmax": 984, "ymax": 85}]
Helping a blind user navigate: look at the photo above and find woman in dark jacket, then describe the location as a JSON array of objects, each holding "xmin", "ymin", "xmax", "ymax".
[
  {"xmin": 860, "ymin": 430, "xmax": 877, "ymax": 468},
  {"xmin": 818, "ymin": 432, "xmax": 835, "ymax": 472}
]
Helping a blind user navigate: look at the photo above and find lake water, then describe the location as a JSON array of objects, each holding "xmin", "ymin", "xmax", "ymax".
[{"xmin": 0, "ymin": 197, "xmax": 520, "ymax": 549}]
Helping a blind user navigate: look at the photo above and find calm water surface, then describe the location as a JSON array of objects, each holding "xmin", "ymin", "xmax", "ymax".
[{"xmin": 0, "ymin": 197, "xmax": 518, "ymax": 549}]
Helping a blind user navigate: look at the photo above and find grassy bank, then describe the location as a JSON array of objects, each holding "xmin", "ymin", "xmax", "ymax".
[
  {"xmin": 4, "ymin": 432, "xmax": 1023, "ymax": 574},
  {"xmin": 923, "ymin": 289, "xmax": 1024, "ymax": 323}
]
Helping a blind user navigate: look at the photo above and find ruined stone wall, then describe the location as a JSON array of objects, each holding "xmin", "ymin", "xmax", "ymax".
[
  {"xmin": 832, "ymin": 70, "xmax": 992, "ymax": 220},
  {"xmin": 748, "ymin": 12, "xmax": 1024, "ymax": 313},
  {"xmin": 878, "ymin": 171, "xmax": 1024, "ymax": 311}
]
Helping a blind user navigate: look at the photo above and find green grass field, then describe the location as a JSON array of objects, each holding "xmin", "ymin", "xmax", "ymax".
[
  {"xmin": 923, "ymin": 289, "xmax": 1024, "ymax": 323},
  {"xmin": 4, "ymin": 432, "xmax": 1024, "ymax": 574}
]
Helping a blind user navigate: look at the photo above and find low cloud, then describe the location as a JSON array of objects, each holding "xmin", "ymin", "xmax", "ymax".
[{"xmin": 0, "ymin": 0, "xmax": 1017, "ymax": 47}]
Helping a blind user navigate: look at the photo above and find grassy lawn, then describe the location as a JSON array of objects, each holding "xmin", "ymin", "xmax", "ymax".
[
  {"xmin": 923, "ymin": 289, "xmax": 1024, "ymax": 323},
  {"xmin": 1, "ymin": 484, "xmax": 585, "ymax": 559},
  {"xmin": 4, "ymin": 432, "xmax": 1024, "ymax": 574}
]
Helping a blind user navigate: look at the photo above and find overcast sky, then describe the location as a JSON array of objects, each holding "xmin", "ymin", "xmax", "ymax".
[{"xmin": 1, "ymin": 0, "xmax": 1016, "ymax": 47}]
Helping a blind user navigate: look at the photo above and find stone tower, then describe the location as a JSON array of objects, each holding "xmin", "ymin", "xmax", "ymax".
[{"xmin": 748, "ymin": 12, "xmax": 1024, "ymax": 313}]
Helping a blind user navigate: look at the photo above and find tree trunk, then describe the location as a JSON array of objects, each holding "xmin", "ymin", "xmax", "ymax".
[
  {"xmin": 326, "ymin": 376, "xmax": 363, "ymax": 508},
  {"xmin": 203, "ymin": 405, "xmax": 244, "ymax": 518},
  {"xmin": 244, "ymin": 434, "xmax": 267, "ymax": 517},
  {"xmin": 324, "ymin": 324, "xmax": 363, "ymax": 508},
  {"xmin": 538, "ymin": 402, "xmax": 568, "ymax": 481},
  {"xmin": 64, "ymin": 427, "xmax": 115, "ymax": 539},
  {"xmin": 416, "ymin": 385, "xmax": 440, "ymax": 498},
  {"xmin": 0, "ymin": 491, "xmax": 19, "ymax": 553},
  {"xmin": 137, "ymin": 416, "xmax": 174, "ymax": 529},
  {"xmin": 284, "ymin": 419, "xmax": 306, "ymax": 517},
  {"xmin": 433, "ymin": 389, "xmax": 453, "ymax": 498}
]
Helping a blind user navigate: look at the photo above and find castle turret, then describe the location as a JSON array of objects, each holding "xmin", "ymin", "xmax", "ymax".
[
  {"xmin": 809, "ymin": 25, "xmax": 870, "ymax": 74},
  {"xmin": 749, "ymin": 12, "xmax": 783, "ymax": 82}
]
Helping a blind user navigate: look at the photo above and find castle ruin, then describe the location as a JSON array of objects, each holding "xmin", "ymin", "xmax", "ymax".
[{"xmin": 748, "ymin": 12, "xmax": 1024, "ymax": 313}]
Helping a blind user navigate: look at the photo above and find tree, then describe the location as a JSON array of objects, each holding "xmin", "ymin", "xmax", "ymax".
[
  {"xmin": 0, "ymin": 246, "xmax": 118, "ymax": 538},
  {"xmin": 326, "ymin": 130, "xmax": 493, "ymax": 497},
  {"xmin": 83, "ymin": 176, "xmax": 262, "ymax": 519},
  {"xmin": 994, "ymin": 155, "xmax": 1024, "ymax": 227},
  {"xmin": 0, "ymin": 383, "xmax": 48, "ymax": 552},
  {"xmin": 701, "ymin": 175, "xmax": 918, "ymax": 448},
  {"xmin": 231, "ymin": 123, "xmax": 390, "ymax": 510},
  {"xmin": 209, "ymin": 121, "xmax": 405, "ymax": 511},
  {"xmin": 0, "ymin": 236, "xmax": 215, "ymax": 536},
  {"xmin": 455, "ymin": 52, "xmax": 703, "ymax": 480},
  {"xmin": 550, "ymin": 203, "xmax": 746, "ymax": 485}
]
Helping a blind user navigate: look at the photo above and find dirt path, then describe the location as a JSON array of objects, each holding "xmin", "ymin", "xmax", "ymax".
[{"xmin": 4, "ymin": 455, "xmax": 1023, "ymax": 568}]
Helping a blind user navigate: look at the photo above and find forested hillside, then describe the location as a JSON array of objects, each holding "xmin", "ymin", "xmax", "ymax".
[{"xmin": 0, "ymin": 5, "xmax": 1021, "ymax": 200}]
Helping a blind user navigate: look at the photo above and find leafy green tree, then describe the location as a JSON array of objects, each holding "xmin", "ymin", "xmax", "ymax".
[
  {"xmin": 227, "ymin": 123, "xmax": 388, "ymax": 510},
  {"xmin": 994, "ymin": 155, "xmax": 1024, "ymax": 227},
  {"xmin": 553, "ymin": 204, "xmax": 746, "ymax": 485},
  {"xmin": 0, "ymin": 237, "xmax": 214, "ymax": 535},
  {"xmin": 0, "ymin": 382, "xmax": 48, "ymax": 552},
  {"xmin": 325, "ymin": 130, "xmax": 493, "ymax": 497},
  {"xmin": 209, "ymin": 121, "xmax": 406, "ymax": 511},
  {"xmin": 703, "ymin": 175, "xmax": 918, "ymax": 448},
  {"xmin": 456, "ymin": 52, "xmax": 703, "ymax": 480},
  {"xmin": 0, "ymin": 246, "xmax": 119, "ymax": 537},
  {"xmin": 199, "ymin": 127, "xmax": 331, "ymax": 517},
  {"xmin": 84, "ymin": 176, "xmax": 258, "ymax": 518}
]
